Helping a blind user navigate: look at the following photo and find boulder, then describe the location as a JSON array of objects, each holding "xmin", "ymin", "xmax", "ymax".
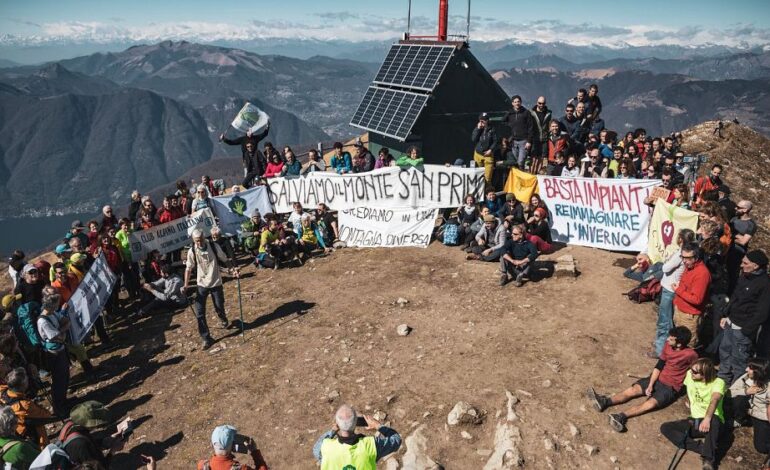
[
  {"xmin": 402, "ymin": 425, "xmax": 444, "ymax": 470},
  {"xmin": 482, "ymin": 422, "xmax": 524, "ymax": 469},
  {"xmin": 447, "ymin": 402, "xmax": 483, "ymax": 426},
  {"xmin": 397, "ymin": 324, "xmax": 412, "ymax": 336}
]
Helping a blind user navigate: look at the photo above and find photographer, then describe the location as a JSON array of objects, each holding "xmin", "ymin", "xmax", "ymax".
[
  {"xmin": 313, "ymin": 405, "xmax": 401, "ymax": 469},
  {"xmin": 197, "ymin": 424, "xmax": 268, "ymax": 470}
]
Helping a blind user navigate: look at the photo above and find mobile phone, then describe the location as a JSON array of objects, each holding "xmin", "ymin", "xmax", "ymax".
[
  {"xmin": 232, "ymin": 433, "xmax": 251, "ymax": 454},
  {"xmin": 356, "ymin": 416, "xmax": 368, "ymax": 427},
  {"xmin": 118, "ymin": 417, "xmax": 134, "ymax": 440}
]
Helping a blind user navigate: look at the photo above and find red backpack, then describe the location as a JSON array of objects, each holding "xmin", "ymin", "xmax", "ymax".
[{"xmin": 625, "ymin": 278, "xmax": 662, "ymax": 304}]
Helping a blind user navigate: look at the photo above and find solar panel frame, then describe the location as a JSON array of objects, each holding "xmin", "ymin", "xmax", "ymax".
[
  {"xmin": 373, "ymin": 44, "xmax": 455, "ymax": 92},
  {"xmin": 350, "ymin": 86, "xmax": 429, "ymax": 141}
]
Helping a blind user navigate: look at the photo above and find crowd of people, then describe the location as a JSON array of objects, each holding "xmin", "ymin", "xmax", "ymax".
[{"xmin": 0, "ymin": 84, "xmax": 768, "ymax": 469}]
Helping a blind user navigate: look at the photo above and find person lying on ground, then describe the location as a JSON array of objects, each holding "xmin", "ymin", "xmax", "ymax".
[{"xmin": 587, "ymin": 327, "xmax": 696, "ymax": 433}]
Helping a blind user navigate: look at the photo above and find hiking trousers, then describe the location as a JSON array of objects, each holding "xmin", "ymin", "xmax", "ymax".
[
  {"xmin": 660, "ymin": 416, "xmax": 721, "ymax": 463},
  {"xmin": 194, "ymin": 285, "xmax": 227, "ymax": 339}
]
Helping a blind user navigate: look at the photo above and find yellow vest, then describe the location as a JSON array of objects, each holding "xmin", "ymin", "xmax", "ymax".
[{"xmin": 320, "ymin": 435, "xmax": 377, "ymax": 470}]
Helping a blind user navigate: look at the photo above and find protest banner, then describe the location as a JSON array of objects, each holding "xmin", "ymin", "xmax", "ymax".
[
  {"xmin": 128, "ymin": 208, "xmax": 215, "ymax": 260},
  {"xmin": 503, "ymin": 167, "xmax": 539, "ymax": 203},
  {"xmin": 231, "ymin": 102, "xmax": 269, "ymax": 135},
  {"xmin": 537, "ymin": 175, "xmax": 659, "ymax": 251},
  {"xmin": 647, "ymin": 199, "xmax": 699, "ymax": 263},
  {"xmin": 211, "ymin": 186, "xmax": 273, "ymax": 236},
  {"xmin": 338, "ymin": 207, "xmax": 439, "ymax": 248},
  {"xmin": 66, "ymin": 253, "xmax": 117, "ymax": 344},
  {"xmin": 267, "ymin": 165, "xmax": 485, "ymax": 213}
]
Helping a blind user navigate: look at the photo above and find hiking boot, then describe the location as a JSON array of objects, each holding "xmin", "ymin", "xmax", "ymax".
[
  {"xmin": 701, "ymin": 458, "xmax": 715, "ymax": 470},
  {"xmin": 202, "ymin": 337, "xmax": 214, "ymax": 350},
  {"xmin": 587, "ymin": 387, "xmax": 611, "ymax": 412},
  {"xmin": 608, "ymin": 413, "xmax": 627, "ymax": 433},
  {"xmin": 466, "ymin": 253, "xmax": 480, "ymax": 261},
  {"xmin": 499, "ymin": 274, "xmax": 508, "ymax": 286},
  {"xmin": 513, "ymin": 274, "xmax": 524, "ymax": 287}
]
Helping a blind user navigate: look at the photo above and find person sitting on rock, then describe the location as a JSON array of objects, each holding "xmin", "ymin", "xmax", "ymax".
[
  {"xmin": 499, "ymin": 224, "xmax": 538, "ymax": 287},
  {"xmin": 587, "ymin": 327, "xmax": 697, "ymax": 433},
  {"xmin": 197, "ymin": 424, "xmax": 268, "ymax": 470},
  {"xmin": 312, "ymin": 404, "xmax": 401, "ymax": 469}
]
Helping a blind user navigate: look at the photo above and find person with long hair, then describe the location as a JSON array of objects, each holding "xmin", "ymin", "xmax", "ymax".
[
  {"xmin": 660, "ymin": 358, "xmax": 726, "ymax": 470},
  {"xmin": 671, "ymin": 184, "xmax": 690, "ymax": 209},
  {"xmin": 730, "ymin": 358, "xmax": 770, "ymax": 468}
]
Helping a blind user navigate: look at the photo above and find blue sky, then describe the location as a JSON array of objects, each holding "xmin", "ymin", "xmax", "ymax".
[{"xmin": 2, "ymin": 0, "xmax": 769, "ymax": 45}]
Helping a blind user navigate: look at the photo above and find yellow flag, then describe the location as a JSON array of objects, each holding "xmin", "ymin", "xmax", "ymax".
[
  {"xmin": 647, "ymin": 199, "xmax": 699, "ymax": 263},
  {"xmin": 503, "ymin": 168, "xmax": 539, "ymax": 203}
]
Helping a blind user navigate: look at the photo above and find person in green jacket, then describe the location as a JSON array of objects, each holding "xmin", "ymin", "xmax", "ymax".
[
  {"xmin": 0, "ymin": 405, "xmax": 40, "ymax": 469},
  {"xmin": 396, "ymin": 146, "xmax": 425, "ymax": 169}
]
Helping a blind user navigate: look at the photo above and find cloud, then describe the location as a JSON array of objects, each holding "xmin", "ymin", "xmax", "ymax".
[{"xmin": 1, "ymin": 17, "xmax": 768, "ymax": 48}]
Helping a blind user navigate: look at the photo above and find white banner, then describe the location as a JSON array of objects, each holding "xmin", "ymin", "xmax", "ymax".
[
  {"xmin": 231, "ymin": 102, "xmax": 269, "ymax": 134},
  {"xmin": 66, "ymin": 253, "xmax": 117, "ymax": 344},
  {"xmin": 267, "ymin": 165, "xmax": 485, "ymax": 213},
  {"xmin": 211, "ymin": 186, "xmax": 273, "ymax": 236},
  {"xmin": 537, "ymin": 175, "xmax": 659, "ymax": 251},
  {"xmin": 338, "ymin": 207, "xmax": 439, "ymax": 248},
  {"xmin": 128, "ymin": 209, "xmax": 216, "ymax": 261}
]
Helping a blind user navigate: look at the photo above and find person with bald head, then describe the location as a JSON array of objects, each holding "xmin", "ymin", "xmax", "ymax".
[
  {"xmin": 313, "ymin": 404, "xmax": 401, "ymax": 469},
  {"xmin": 727, "ymin": 199, "xmax": 757, "ymax": 293},
  {"xmin": 530, "ymin": 95, "xmax": 552, "ymax": 174}
]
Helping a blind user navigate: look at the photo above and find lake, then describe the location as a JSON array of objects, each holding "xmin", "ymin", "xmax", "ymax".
[{"xmin": 0, "ymin": 213, "xmax": 99, "ymax": 257}]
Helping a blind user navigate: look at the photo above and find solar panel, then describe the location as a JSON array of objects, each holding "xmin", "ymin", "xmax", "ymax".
[
  {"xmin": 373, "ymin": 44, "xmax": 455, "ymax": 92},
  {"xmin": 350, "ymin": 86, "xmax": 429, "ymax": 141}
]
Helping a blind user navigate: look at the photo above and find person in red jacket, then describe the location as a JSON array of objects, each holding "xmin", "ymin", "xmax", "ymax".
[
  {"xmin": 263, "ymin": 153, "xmax": 284, "ymax": 178},
  {"xmin": 672, "ymin": 242, "xmax": 712, "ymax": 347},
  {"xmin": 156, "ymin": 196, "xmax": 183, "ymax": 224},
  {"xmin": 693, "ymin": 164, "xmax": 723, "ymax": 208},
  {"xmin": 197, "ymin": 424, "xmax": 268, "ymax": 470},
  {"xmin": 545, "ymin": 121, "xmax": 569, "ymax": 175}
]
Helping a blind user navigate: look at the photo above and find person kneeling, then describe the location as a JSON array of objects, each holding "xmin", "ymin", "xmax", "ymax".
[
  {"xmin": 586, "ymin": 327, "xmax": 696, "ymax": 432},
  {"xmin": 499, "ymin": 224, "xmax": 537, "ymax": 287},
  {"xmin": 137, "ymin": 264, "xmax": 187, "ymax": 317}
]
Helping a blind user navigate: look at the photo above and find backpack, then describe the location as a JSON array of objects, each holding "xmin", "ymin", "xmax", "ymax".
[
  {"xmin": 442, "ymin": 222, "xmax": 460, "ymax": 246},
  {"xmin": 0, "ymin": 440, "xmax": 21, "ymax": 461},
  {"xmin": 624, "ymin": 278, "xmax": 662, "ymax": 304}
]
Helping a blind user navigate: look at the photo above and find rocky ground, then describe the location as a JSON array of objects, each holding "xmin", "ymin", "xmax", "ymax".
[{"xmin": 55, "ymin": 243, "xmax": 760, "ymax": 469}]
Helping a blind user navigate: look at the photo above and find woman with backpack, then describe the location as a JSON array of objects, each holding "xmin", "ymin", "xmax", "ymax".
[{"xmin": 36, "ymin": 287, "xmax": 71, "ymax": 418}]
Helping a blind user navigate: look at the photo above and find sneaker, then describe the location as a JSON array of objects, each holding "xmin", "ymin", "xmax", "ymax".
[
  {"xmin": 513, "ymin": 274, "xmax": 524, "ymax": 287},
  {"xmin": 219, "ymin": 318, "xmax": 229, "ymax": 329},
  {"xmin": 499, "ymin": 274, "xmax": 508, "ymax": 286},
  {"xmin": 201, "ymin": 337, "xmax": 214, "ymax": 350},
  {"xmin": 608, "ymin": 413, "xmax": 627, "ymax": 433},
  {"xmin": 587, "ymin": 387, "xmax": 610, "ymax": 412}
]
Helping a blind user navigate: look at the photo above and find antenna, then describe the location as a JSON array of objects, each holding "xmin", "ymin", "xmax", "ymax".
[
  {"xmin": 466, "ymin": 0, "xmax": 471, "ymax": 41},
  {"xmin": 407, "ymin": 0, "xmax": 412, "ymax": 38}
]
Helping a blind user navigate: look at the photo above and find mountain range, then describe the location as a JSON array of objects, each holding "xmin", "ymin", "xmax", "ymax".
[{"xmin": 2, "ymin": 39, "xmax": 770, "ymax": 219}]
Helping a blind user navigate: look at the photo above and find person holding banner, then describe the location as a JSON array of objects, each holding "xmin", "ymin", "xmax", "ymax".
[
  {"xmin": 220, "ymin": 123, "xmax": 269, "ymax": 189},
  {"xmin": 184, "ymin": 229, "xmax": 238, "ymax": 350},
  {"xmin": 36, "ymin": 287, "xmax": 71, "ymax": 417}
]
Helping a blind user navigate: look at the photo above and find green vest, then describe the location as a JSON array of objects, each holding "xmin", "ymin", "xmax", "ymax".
[{"xmin": 320, "ymin": 435, "xmax": 377, "ymax": 470}]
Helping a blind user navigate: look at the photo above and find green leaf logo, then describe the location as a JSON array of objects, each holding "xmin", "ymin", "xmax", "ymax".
[{"xmin": 229, "ymin": 195, "xmax": 247, "ymax": 216}]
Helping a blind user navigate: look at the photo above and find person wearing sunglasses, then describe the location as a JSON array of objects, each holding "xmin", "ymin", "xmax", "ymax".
[{"xmin": 660, "ymin": 358, "xmax": 726, "ymax": 470}]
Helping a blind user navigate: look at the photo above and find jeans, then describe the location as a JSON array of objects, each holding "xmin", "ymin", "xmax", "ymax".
[
  {"xmin": 660, "ymin": 416, "xmax": 721, "ymax": 462},
  {"xmin": 655, "ymin": 288, "xmax": 675, "ymax": 356},
  {"xmin": 194, "ymin": 285, "xmax": 227, "ymax": 339},
  {"xmin": 718, "ymin": 326, "xmax": 753, "ymax": 385},
  {"xmin": 511, "ymin": 140, "xmax": 528, "ymax": 167},
  {"xmin": 500, "ymin": 257, "xmax": 531, "ymax": 279}
]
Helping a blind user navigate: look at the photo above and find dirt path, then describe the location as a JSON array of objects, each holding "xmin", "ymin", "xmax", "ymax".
[{"xmin": 66, "ymin": 244, "xmax": 758, "ymax": 469}]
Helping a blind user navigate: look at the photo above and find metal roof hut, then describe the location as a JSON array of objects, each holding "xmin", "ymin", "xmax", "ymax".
[{"xmin": 349, "ymin": 0, "xmax": 511, "ymax": 165}]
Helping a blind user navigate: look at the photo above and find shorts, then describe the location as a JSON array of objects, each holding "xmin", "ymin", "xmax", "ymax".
[{"xmin": 634, "ymin": 376, "xmax": 680, "ymax": 408}]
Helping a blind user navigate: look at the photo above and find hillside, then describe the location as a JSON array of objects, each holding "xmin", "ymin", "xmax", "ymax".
[
  {"xmin": 680, "ymin": 120, "xmax": 770, "ymax": 251},
  {"xmin": 494, "ymin": 69, "xmax": 770, "ymax": 136}
]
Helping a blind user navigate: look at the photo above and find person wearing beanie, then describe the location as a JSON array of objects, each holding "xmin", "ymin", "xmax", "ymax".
[
  {"xmin": 197, "ymin": 424, "xmax": 268, "ymax": 470},
  {"xmin": 718, "ymin": 249, "xmax": 770, "ymax": 385}
]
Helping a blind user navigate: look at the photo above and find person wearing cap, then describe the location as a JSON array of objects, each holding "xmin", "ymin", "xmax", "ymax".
[
  {"xmin": 7, "ymin": 250, "xmax": 25, "ymax": 289},
  {"xmin": 60, "ymin": 400, "xmax": 127, "ymax": 466},
  {"xmin": 64, "ymin": 220, "xmax": 89, "ymax": 249},
  {"xmin": 717, "ymin": 250, "xmax": 770, "ymax": 385},
  {"xmin": 197, "ymin": 424, "xmax": 268, "ymax": 470},
  {"xmin": 1, "ymin": 294, "xmax": 21, "ymax": 319},
  {"xmin": 313, "ymin": 405, "xmax": 401, "ymax": 469},
  {"xmin": 0, "ymin": 367, "xmax": 57, "ymax": 449},
  {"xmin": 471, "ymin": 112, "xmax": 498, "ymax": 183},
  {"xmin": 241, "ymin": 210, "xmax": 267, "ymax": 256},
  {"xmin": 0, "ymin": 405, "xmax": 41, "ymax": 468},
  {"xmin": 466, "ymin": 214, "xmax": 507, "ymax": 262},
  {"xmin": 499, "ymin": 224, "xmax": 538, "ymax": 287},
  {"xmin": 330, "ymin": 142, "xmax": 352, "ymax": 174},
  {"xmin": 68, "ymin": 253, "xmax": 88, "ymax": 283},
  {"xmin": 13, "ymin": 265, "xmax": 44, "ymax": 305},
  {"xmin": 137, "ymin": 264, "xmax": 186, "ymax": 317},
  {"xmin": 496, "ymin": 193, "xmax": 525, "ymax": 224}
]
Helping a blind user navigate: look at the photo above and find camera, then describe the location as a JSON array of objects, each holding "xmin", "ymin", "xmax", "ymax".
[
  {"xmin": 681, "ymin": 155, "xmax": 707, "ymax": 164},
  {"xmin": 356, "ymin": 416, "xmax": 368, "ymax": 427},
  {"xmin": 232, "ymin": 433, "xmax": 252, "ymax": 454}
]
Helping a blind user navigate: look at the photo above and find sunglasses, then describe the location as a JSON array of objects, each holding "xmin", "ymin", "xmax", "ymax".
[
  {"xmin": 690, "ymin": 368, "xmax": 702, "ymax": 375},
  {"xmin": 55, "ymin": 270, "xmax": 65, "ymax": 275},
  {"xmin": 537, "ymin": 102, "xmax": 545, "ymax": 105}
]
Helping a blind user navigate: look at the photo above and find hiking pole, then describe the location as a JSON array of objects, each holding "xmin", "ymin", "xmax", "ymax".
[
  {"xmin": 666, "ymin": 422, "xmax": 691, "ymax": 470},
  {"xmin": 236, "ymin": 273, "xmax": 245, "ymax": 342}
]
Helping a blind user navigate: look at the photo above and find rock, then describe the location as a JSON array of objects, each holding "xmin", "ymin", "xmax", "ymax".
[
  {"xmin": 342, "ymin": 356, "xmax": 350, "ymax": 363},
  {"xmin": 396, "ymin": 297, "xmax": 409, "ymax": 306},
  {"xmin": 461, "ymin": 431, "xmax": 473, "ymax": 440},
  {"xmin": 327, "ymin": 390, "xmax": 340, "ymax": 402},
  {"xmin": 515, "ymin": 389, "xmax": 532, "ymax": 398},
  {"xmin": 568, "ymin": 423, "xmax": 580, "ymax": 437},
  {"xmin": 556, "ymin": 254, "xmax": 575, "ymax": 263},
  {"xmin": 483, "ymin": 423, "xmax": 524, "ymax": 469},
  {"xmin": 373, "ymin": 410, "xmax": 388, "ymax": 422},
  {"xmin": 397, "ymin": 324, "xmax": 412, "ymax": 336},
  {"xmin": 610, "ymin": 456, "xmax": 619, "ymax": 463},
  {"xmin": 734, "ymin": 456, "xmax": 743, "ymax": 463},
  {"xmin": 554, "ymin": 261, "xmax": 578, "ymax": 278},
  {"xmin": 584, "ymin": 444, "xmax": 599, "ymax": 457},
  {"xmin": 447, "ymin": 402, "xmax": 483, "ymax": 426},
  {"xmin": 476, "ymin": 449, "xmax": 493, "ymax": 457},
  {"xmin": 386, "ymin": 394, "xmax": 397, "ymax": 404},
  {"xmin": 402, "ymin": 425, "xmax": 444, "ymax": 470},
  {"xmin": 384, "ymin": 455, "xmax": 400, "ymax": 470},
  {"xmin": 505, "ymin": 390, "xmax": 519, "ymax": 422},
  {"xmin": 541, "ymin": 379, "xmax": 552, "ymax": 388},
  {"xmin": 543, "ymin": 437, "xmax": 556, "ymax": 451}
]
